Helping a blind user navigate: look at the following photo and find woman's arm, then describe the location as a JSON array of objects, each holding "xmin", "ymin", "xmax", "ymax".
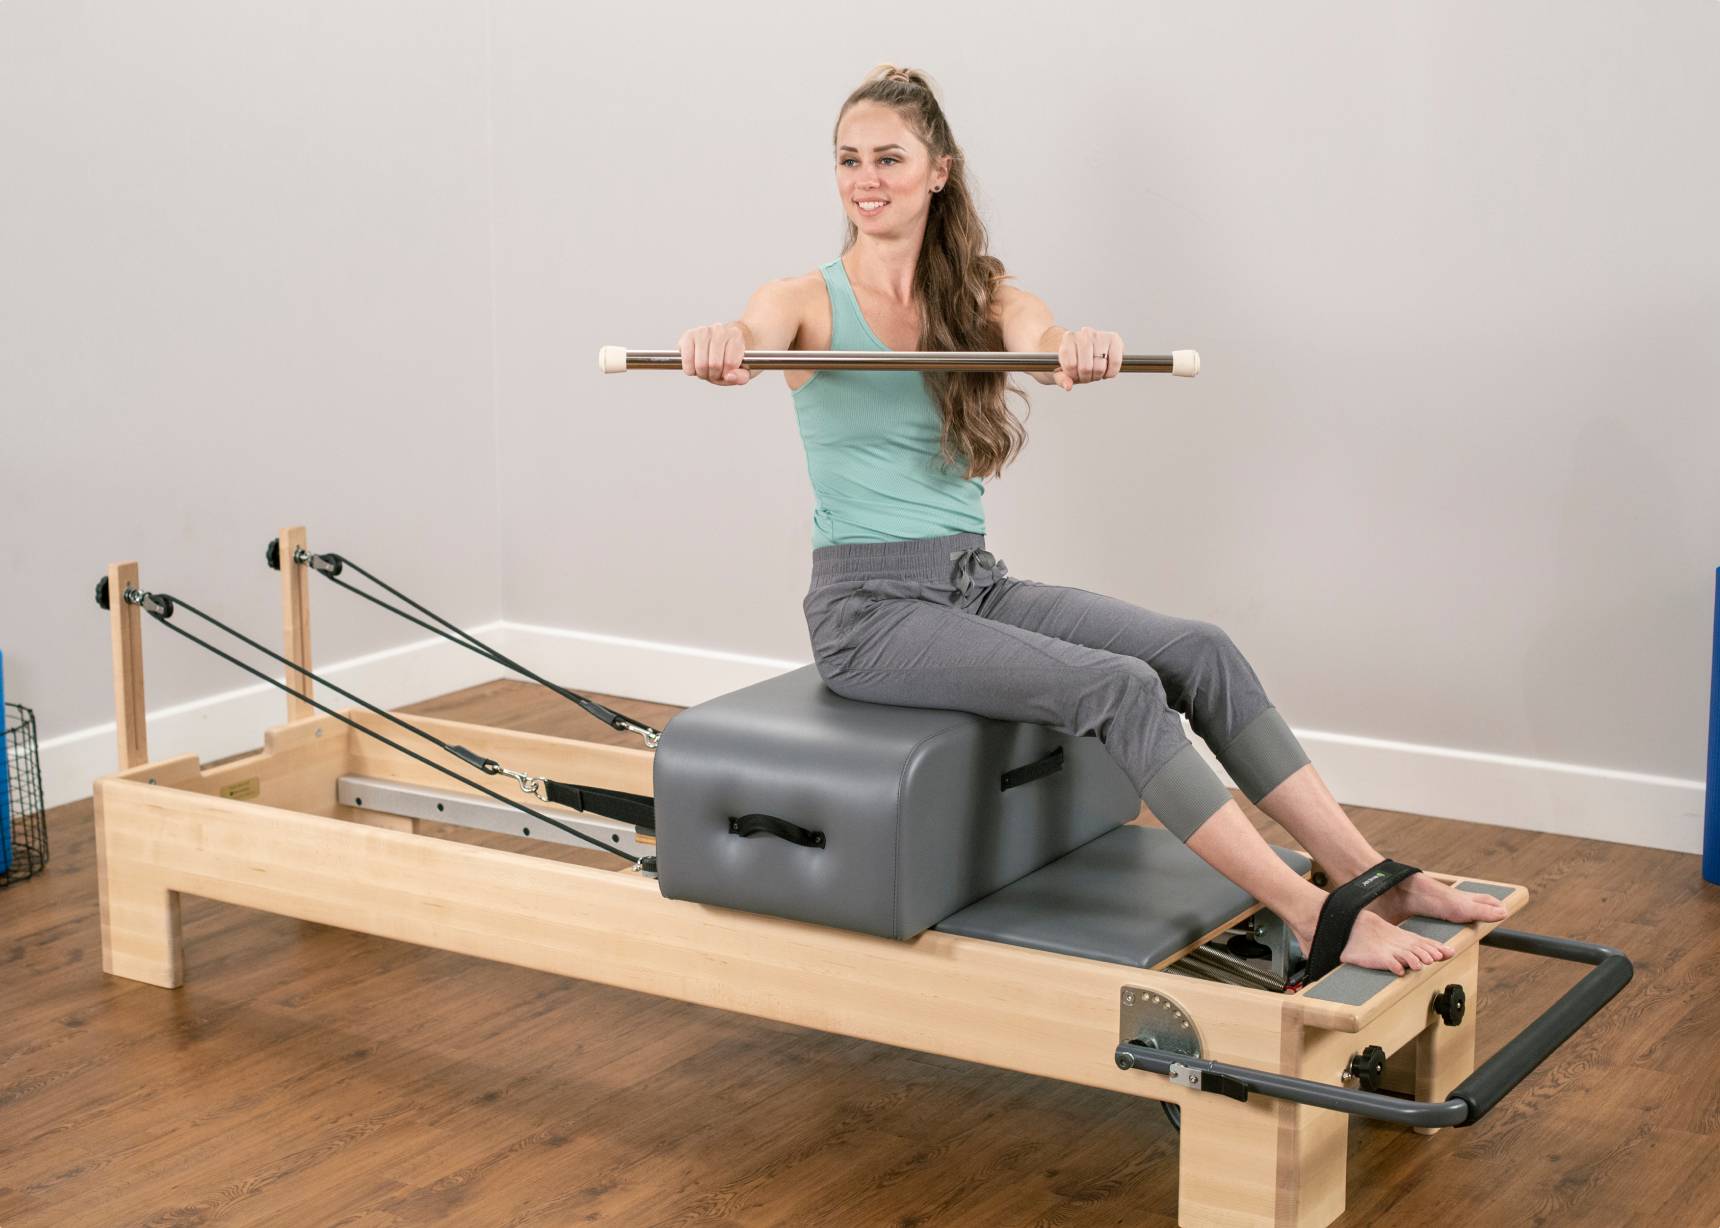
[
  {"xmin": 994, "ymin": 284, "xmax": 1123, "ymax": 390},
  {"xmin": 680, "ymin": 277, "xmax": 807, "ymax": 385},
  {"xmin": 995, "ymin": 284, "xmax": 1063, "ymax": 385}
]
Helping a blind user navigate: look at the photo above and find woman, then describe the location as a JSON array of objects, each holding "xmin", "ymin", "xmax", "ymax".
[{"xmin": 677, "ymin": 65, "xmax": 1505, "ymax": 975}]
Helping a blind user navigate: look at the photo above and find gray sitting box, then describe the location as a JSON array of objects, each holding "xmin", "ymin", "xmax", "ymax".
[{"xmin": 654, "ymin": 665, "xmax": 1142, "ymax": 939}]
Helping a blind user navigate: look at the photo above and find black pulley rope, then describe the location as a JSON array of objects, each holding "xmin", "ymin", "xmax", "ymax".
[
  {"xmin": 270, "ymin": 542, "xmax": 662, "ymax": 748},
  {"xmin": 121, "ymin": 587, "xmax": 648, "ymax": 864}
]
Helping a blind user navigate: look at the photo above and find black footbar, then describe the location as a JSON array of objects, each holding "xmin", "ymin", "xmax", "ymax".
[{"xmin": 1118, "ymin": 928, "xmax": 1632, "ymax": 1128}]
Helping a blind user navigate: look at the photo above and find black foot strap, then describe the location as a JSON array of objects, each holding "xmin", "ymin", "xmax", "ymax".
[{"xmin": 1303, "ymin": 859, "xmax": 1421, "ymax": 984}]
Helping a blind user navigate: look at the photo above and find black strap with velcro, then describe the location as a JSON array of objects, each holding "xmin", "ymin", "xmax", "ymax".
[{"xmin": 1302, "ymin": 859, "xmax": 1421, "ymax": 985}]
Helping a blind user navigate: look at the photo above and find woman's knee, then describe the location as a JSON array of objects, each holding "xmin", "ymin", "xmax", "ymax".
[
  {"xmin": 1104, "ymin": 656, "xmax": 1171, "ymax": 708},
  {"xmin": 1186, "ymin": 618, "xmax": 1242, "ymax": 660},
  {"xmin": 1075, "ymin": 658, "xmax": 1178, "ymax": 741},
  {"xmin": 1165, "ymin": 619, "xmax": 1258, "ymax": 698}
]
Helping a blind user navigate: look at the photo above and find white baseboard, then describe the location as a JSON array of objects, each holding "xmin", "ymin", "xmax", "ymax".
[
  {"xmin": 1192, "ymin": 727, "xmax": 1703, "ymax": 856},
  {"xmin": 43, "ymin": 620, "xmax": 1705, "ymax": 856},
  {"xmin": 37, "ymin": 625, "xmax": 516, "ymax": 811},
  {"xmin": 500, "ymin": 620, "xmax": 806, "ymax": 713}
]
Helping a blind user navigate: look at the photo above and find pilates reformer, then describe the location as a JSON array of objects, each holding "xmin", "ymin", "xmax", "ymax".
[{"xmin": 89, "ymin": 349, "xmax": 1630, "ymax": 1228}]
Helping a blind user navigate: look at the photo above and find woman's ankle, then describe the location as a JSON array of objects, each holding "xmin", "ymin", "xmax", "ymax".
[
  {"xmin": 1318, "ymin": 848, "xmax": 1387, "ymax": 883},
  {"xmin": 1278, "ymin": 880, "xmax": 1328, "ymax": 951}
]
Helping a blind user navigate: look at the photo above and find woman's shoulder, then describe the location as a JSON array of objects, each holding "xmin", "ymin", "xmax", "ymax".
[
  {"xmin": 785, "ymin": 266, "xmax": 832, "ymax": 296},
  {"xmin": 732, "ymin": 267, "xmax": 835, "ymax": 361},
  {"xmin": 749, "ymin": 268, "xmax": 828, "ymax": 312}
]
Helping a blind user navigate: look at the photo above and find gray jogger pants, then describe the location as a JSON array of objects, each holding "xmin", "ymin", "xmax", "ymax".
[{"xmin": 802, "ymin": 532, "xmax": 1310, "ymax": 841}]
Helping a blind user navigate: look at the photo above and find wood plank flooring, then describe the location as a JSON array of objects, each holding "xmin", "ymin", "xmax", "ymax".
[{"xmin": 2, "ymin": 679, "xmax": 1716, "ymax": 1226}]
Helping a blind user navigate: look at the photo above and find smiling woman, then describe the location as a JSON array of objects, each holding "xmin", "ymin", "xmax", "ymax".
[{"xmin": 665, "ymin": 63, "xmax": 1509, "ymax": 980}]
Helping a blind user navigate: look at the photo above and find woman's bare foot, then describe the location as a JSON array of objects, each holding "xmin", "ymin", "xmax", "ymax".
[
  {"xmin": 1368, "ymin": 873, "xmax": 1510, "ymax": 928},
  {"xmin": 1292, "ymin": 909, "xmax": 1456, "ymax": 978}
]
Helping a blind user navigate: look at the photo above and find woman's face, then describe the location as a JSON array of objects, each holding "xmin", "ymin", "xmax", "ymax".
[{"xmin": 835, "ymin": 101, "xmax": 949, "ymax": 238}]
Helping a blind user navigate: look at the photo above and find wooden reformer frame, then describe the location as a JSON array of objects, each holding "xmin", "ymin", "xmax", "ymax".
[{"xmin": 93, "ymin": 527, "xmax": 1530, "ymax": 1228}]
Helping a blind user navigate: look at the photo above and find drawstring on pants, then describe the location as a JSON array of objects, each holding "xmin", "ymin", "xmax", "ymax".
[{"xmin": 949, "ymin": 547, "xmax": 1008, "ymax": 597}]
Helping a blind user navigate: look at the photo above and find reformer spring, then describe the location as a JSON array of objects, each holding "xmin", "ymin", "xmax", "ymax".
[
  {"xmin": 105, "ymin": 583, "xmax": 650, "ymax": 865},
  {"xmin": 267, "ymin": 540, "xmax": 662, "ymax": 749}
]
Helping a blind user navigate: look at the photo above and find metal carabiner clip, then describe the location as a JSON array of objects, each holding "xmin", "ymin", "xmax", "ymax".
[
  {"xmin": 613, "ymin": 717, "xmax": 661, "ymax": 749},
  {"xmin": 495, "ymin": 767, "xmax": 546, "ymax": 800}
]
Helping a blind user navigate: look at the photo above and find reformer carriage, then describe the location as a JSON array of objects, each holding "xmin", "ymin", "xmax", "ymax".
[{"xmin": 90, "ymin": 350, "xmax": 1630, "ymax": 1228}]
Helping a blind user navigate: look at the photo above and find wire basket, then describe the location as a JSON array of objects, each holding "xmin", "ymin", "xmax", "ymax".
[{"xmin": 2, "ymin": 703, "xmax": 49, "ymax": 887}]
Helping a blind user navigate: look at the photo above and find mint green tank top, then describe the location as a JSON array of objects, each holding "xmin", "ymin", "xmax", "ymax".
[{"xmin": 792, "ymin": 258, "xmax": 986, "ymax": 549}]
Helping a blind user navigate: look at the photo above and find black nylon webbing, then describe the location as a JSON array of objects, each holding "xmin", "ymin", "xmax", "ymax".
[
  {"xmin": 541, "ymin": 779, "xmax": 657, "ymax": 828},
  {"xmin": 1302, "ymin": 859, "xmax": 1421, "ymax": 984}
]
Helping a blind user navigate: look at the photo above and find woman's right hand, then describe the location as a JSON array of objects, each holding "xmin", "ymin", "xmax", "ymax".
[{"xmin": 678, "ymin": 322, "xmax": 753, "ymax": 385}]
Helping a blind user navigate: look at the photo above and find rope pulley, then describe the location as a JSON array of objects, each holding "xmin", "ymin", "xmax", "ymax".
[
  {"xmin": 266, "ymin": 539, "xmax": 661, "ymax": 749},
  {"xmin": 97, "ymin": 576, "xmax": 653, "ymax": 866}
]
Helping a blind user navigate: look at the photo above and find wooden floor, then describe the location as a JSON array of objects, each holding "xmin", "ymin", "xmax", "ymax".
[{"xmin": 3, "ymin": 679, "xmax": 1717, "ymax": 1227}]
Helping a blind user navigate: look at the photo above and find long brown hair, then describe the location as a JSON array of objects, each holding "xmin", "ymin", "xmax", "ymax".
[{"xmin": 835, "ymin": 65, "xmax": 1027, "ymax": 481}]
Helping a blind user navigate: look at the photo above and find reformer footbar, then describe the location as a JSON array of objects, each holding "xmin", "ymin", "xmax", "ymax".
[
  {"xmin": 265, "ymin": 540, "xmax": 664, "ymax": 749},
  {"xmin": 1116, "ymin": 929, "xmax": 1634, "ymax": 1128}
]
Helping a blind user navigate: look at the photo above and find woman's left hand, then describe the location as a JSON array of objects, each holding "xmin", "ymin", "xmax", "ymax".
[{"xmin": 1054, "ymin": 326, "xmax": 1124, "ymax": 390}]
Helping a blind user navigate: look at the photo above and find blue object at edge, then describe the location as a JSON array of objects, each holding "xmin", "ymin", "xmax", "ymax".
[{"xmin": 1706, "ymin": 570, "xmax": 1720, "ymax": 886}]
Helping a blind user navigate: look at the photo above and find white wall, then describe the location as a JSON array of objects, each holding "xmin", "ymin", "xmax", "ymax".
[
  {"xmin": 0, "ymin": 2, "xmax": 507, "ymax": 776},
  {"xmin": 491, "ymin": 0, "xmax": 1719, "ymax": 846},
  {"xmin": 3, "ymin": 1, "xmax": 1716, "ymax": 849}
]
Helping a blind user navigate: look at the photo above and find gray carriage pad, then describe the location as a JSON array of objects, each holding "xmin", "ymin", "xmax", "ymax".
[{"xmin": 933, "ymin": 824, "xmax": 1312, "ymax": 969}]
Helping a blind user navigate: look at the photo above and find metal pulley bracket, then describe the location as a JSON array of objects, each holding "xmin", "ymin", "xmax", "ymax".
[{"xmin": 1119, "ymin": 985, "xmax": 1203, "ymax": 1062}]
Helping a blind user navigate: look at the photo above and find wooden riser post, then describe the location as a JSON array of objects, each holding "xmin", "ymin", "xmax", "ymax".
[{"xmin": 279, "ymin": 525, "xmax": 314, "ymax": 722}]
